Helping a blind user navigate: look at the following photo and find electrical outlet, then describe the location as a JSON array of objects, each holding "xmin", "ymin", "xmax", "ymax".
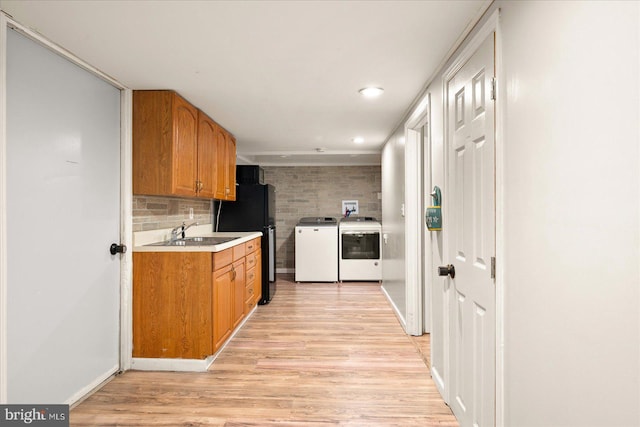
[{"xmin": 189, "ymin": 207, "xmax": 194, "ymax": 220}]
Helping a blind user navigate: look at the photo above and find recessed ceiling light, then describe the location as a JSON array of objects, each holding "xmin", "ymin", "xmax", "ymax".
[
  {"xmin": 358, "ymin": 87, "xmax": 384, "ymax": 98},
  {"xmin": 352, "ymin": 137, "xmax": 364, "ymax": 144}
]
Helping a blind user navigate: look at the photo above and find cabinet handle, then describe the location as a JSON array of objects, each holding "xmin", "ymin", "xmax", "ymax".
[{"xmin": 198, "ymin": 181, "xmax": 203, "ymax": 191}]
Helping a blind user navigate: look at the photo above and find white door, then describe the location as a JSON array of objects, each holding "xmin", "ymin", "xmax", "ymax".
[
  {"xmin": 445, "ymin": 33, "xmax": 495, "ymax": 427},
  {"xmin": 6, "ymin": 28, "xmax": 121, "ymax": 403}
]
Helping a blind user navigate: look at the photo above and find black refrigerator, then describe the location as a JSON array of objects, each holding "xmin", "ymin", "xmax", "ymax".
[{"xmin": 217, "ymin": 183, "xmax": 276, "ymax": 304}]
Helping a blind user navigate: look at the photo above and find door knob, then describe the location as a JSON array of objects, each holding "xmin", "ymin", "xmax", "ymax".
[
  {"xmin": 110, "ymin": 243, "xmax": 127, "ymax": 255},
  {"xmin": 438, "ymin": 264, "xmax": 455, "ymax": 279}
]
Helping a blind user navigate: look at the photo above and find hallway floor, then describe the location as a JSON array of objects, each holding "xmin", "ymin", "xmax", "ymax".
[{"xmin": 71, "ymin": 276, "xmax": 457, "ymax": 426}]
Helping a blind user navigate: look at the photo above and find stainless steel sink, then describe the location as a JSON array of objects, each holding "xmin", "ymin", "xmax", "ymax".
[
  {"xmin": 145, "ymin": 236, "xmax": 237, "ymax": 247},
  {"xmin": 184, "ymin": 236, "xmax": 237, "ymax": 245}
]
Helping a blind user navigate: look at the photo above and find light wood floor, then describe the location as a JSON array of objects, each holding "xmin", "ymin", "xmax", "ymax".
[{"xmin": 71, "ymin": 276, "xmax": 457, "ymax": 426}]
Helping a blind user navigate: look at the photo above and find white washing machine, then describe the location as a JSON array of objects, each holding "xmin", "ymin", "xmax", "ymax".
[
  {"xmin": 295, "ymin": 217, "xmax": 338, "ymax": 282},
  {"xmin": 339, "ymin": 217, "xmax": 382, "ymax": 281}
]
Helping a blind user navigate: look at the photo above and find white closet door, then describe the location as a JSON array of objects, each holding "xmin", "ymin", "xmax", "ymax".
[
  {"xmin": 6, "ymin": 28, "xmax": 121, "ymax": 403},
  {"xmin": 446, "ymin": 33, "xmax": 496, "ymax": 427}
]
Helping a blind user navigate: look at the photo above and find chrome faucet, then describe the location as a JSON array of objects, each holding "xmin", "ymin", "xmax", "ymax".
[{"xmin": 170, "ymin": 221, "xmax": 199, "ymax": 241}]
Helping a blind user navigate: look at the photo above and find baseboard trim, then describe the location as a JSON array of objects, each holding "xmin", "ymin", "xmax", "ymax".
[
  {"xmin": 381, "ymin": 284, "xmax": 407, "ymax": 331},
  {"xmin": 66, "ymin": 364, "xmax": 119, "ymax": 407}
]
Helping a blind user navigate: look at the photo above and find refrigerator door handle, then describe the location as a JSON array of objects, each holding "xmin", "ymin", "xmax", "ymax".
[{"xmin": 268, "ymin": 227, "xmax": 276, "ymax": 282}]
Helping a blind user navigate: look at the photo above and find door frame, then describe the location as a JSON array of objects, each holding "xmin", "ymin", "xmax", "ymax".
[
  {"xmin": 441, "ymin": 9, "xmax": 504, "ymax": 426},
  {"xmin": 404, "ymin": 95, "xmax": 431, "ymax": 336},
  {"xmin": 0, "ymin": 12, "xmax": 133, "ymax": 402}
]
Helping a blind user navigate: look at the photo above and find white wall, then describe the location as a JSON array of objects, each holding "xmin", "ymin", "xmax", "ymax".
[
  {"xmin": 398, "ymin": 1, "xmax": 640, "ymax": 425},
  {"xmin": 381, "ymin": 130, "xmax": 406, "ymax": 321},
  {"xmin": 498, "ymin": 1, "xmax": 639, "ymax": 425}
]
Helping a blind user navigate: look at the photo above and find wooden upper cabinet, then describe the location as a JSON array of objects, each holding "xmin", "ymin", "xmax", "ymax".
[
  {"xmin": 196, "ymin": 111, "xmax": 217, "ymax": 199},
  {"xmin": 226, "ymin": 134, "xmax": 237, "ymax": 201},
  {"xmin": 133, "ymin": 90, "xmax": 198, "ymax": 197},
  {"xmin": 133, "ymin": 89, "xmax": 236, "ymax": 200}
]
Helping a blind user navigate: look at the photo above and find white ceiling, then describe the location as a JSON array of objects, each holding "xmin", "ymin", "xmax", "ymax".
[{"xmin": 0, "ymin": 0, "xmax": 488, "ymax": 166}]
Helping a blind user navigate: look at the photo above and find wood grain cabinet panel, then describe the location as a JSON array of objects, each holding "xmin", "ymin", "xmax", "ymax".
[
  {"xmin": 254, "ymin": 248, "xmax": 263, "ymax": 304},
  {"xmin": 133, "ymin": 252, "xmax": 212, "ymax": 359},
  {"xmin": 196, "ymin": 111, "xmax": 218, "ymax": 199},
  {"xmin": 214, "ymin": 128, "xmax": 237, "ymax": 201},
  {"xmin": 212, "ymin": 263, "xmax": 233, "ymax": 352},
  {"xmin": 133, "ymin": 90, "xmax": 198, "ymax": 197},
  {"xmin": 213, "ymin": 255, "xmax": 246, "ymax": 351},
  {"xmin": 214, "ymin": 128, "xmax": 228, "ymax": 200},
  {"xmin": 225, "ymin": 133, "xmax": 237, "ymax": 201},
  {"xmin": 244, "ymin": 241, "xmax": 262, "ymax": 311},
  {"xmin": 245, "ymin": 238, "xmax": 258, "ymax": 254},
  {"xmin": 232, "ymin": 258, "xmax": 246, "ymax": 329},
  {"xmin": 172, "ymin": 95, "xmax": 199, "ymax": 195},
  {"xmin": 133, "ymin": 90, "xmax": 236, "ymax": 200}
]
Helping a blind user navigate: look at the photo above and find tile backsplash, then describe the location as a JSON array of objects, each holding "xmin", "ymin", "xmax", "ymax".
[{"xmin": 132, "ymin": 196, "xmax": 212, "ymax": 232}]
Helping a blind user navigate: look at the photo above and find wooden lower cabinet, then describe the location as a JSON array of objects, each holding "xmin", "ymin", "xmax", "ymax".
[
  {"xmin": 133, "ymin": 252, "xmax": 212, "ymax": 359},
  {"xmin": 133, "ymin": 239, "xmax": 261, "ymax": 360}
]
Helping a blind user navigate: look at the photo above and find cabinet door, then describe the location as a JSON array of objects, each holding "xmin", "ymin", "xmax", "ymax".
[
  {"xmin": 232, "ymin": 258, "xmax": 246, "ymax": 328},
  {"xmin": 225, "ymin": 133, "xmax": 237, "ymax": 201},
  {"xmin": 197, "ymin": 111, "xmax": 217, "ymax": 198},
  {"xmin": 172, "ymin": 94, "xmax": 198, "ymax": 196},
  {"xmin": 213, "ymin": 126, "xmax": 228, "ymax": 200},
  {"xmin": 213, "ymin": 264, "xmax": 233, "ymax": 352}
]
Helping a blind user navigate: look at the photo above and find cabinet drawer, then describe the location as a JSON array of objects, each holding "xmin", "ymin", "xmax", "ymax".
[
  {"xmin": 246, "ymin": 253, "xmax": 257, "ymax": 269},
  {"xmin": 233, "ymin": 243, "xmax": 246, "ymax": 261},
  {"xmin": 246, "ymin": 267, "xmax": 257, "ymax": 284},
  {"xmin": 213, "ymin": 248, "xmax": 232, "ymax": 270},
  {"xmin": 245, "ymin": 238, "xmax": 259, "ymax": 254},
  {"xmin": 245, "ymin": 294, "xmax": 257, "ymax": 312},
  {"xmin": 245, "ymin": 281, "xmax": 255, "ymax": 301}
]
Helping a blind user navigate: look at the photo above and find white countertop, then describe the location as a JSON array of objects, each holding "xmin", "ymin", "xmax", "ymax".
[{"xmin": 133, "ymin": 224, "xmax": 262, "ymax": 253}]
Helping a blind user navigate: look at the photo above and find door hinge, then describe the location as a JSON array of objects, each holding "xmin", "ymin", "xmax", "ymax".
[
  {"xmin": 491, "ymin": 256, "xmax": 496, "ymax": 279},
  {"xmin": 490, "ymin": 77, "xmax": 497, "ymax": 101}
]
